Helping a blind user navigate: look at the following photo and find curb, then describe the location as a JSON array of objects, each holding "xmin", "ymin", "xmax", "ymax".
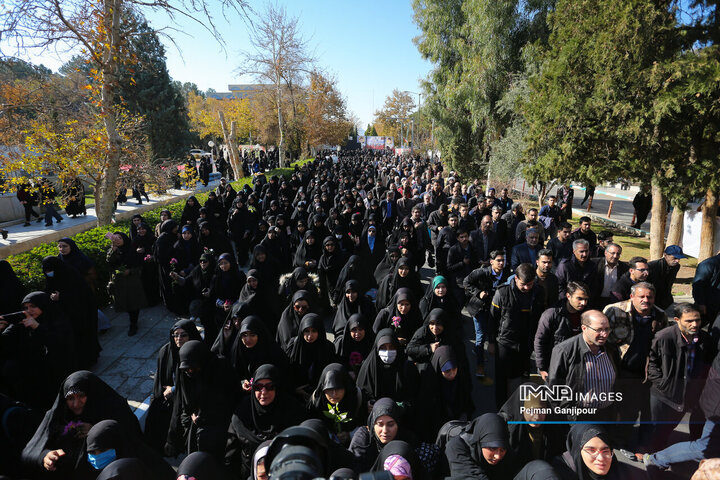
[
  {"xmin": 572, "ymin": 185, "xmax": 634, "ymax": 201},
  {"xmin": 133, "ymin": 394, "xmax": 153, "ymax": 431}
]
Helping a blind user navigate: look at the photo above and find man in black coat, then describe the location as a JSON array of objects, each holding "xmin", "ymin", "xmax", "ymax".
[
  {"xmin": 470, "ymin": 214, "xmax": 498, "ymax": 264},
  {"xmin": 647, "ymin": 303, "xmax": 717, "ymax": 451},
  {"xmin": 502, "ymin": 203, "xmax": 524, "ymax": 249},
  {"xmin": 511, "ymin": 228, "xmax": 542, "ymax": 271},
  {"xmin": 554, "ymin": 239, "xmax": 596, "ymax": 300},
  {"xmin": 592, "ymin": 242, "xmax": 629, "ymax": 309},
  {"xmin": 490, "ymin": 206, "xmax": 508, "ymax": 251},
  {"xmin": 648, "ymin": 245, "xmax": 685, "ymax": 310},
  {"xmin": 534, "ymin": 281, "xmax": 590, "ymax": 382},
  {"xmin": 611, "ymin": 256, "xmax": 650, "ymax": 302},
  {"xmin": 570, "ymin": 216, "xmax": 597, "ymax": 253},
  {"xmin": 548, "ymin": 310, "xmax": 621, "ymax": 422},
  {"xmin": 435, "ymin": 213, "xmax": 458, "ymax": 275},
  {"xmin": 379, "ymin": 190, "xmax": 398, "ymax": 234},
  {"xmin": 489, "ymin": 263, "xmax": 545, "ymax": 409},
  {"xmin": 447, "ymin": 228, "xmax": 479, "ymax": 306},
  {"xmin": 464, "ymin": 250, "xmax": 511, "ymax": 380},
  {"xmin": 546, "ymin": 221, "xmax": 573, "ymax": 266}
]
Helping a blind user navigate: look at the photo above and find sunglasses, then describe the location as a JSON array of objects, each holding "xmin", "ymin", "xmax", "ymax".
[{"xmin": 252, "ymin": 383, "xmax": 275, "ymax": 392}]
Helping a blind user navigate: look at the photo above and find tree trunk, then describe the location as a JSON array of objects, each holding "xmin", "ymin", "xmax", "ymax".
[
  {"xmin": 218, "ymin": 111, "xmax": 241, "ymax": 180},
  {"xmin": 96, "ymin": 0, "xmax": 123, "ymax": 226},
  {"xmin": 276, "ymin": 81, "xmax": 286, "ymax": 168},
  {"xmin": 666, "ymin": 202, "xmax": 685, "ymax": 248},
  {"xmin": 649, "ymin": 178, "xmax": 667, "ymax": 260},
  {"xmin": 699, "ymin": 188, "xmax": 718, "ymax": 262},
  {"xmin": 229, "ymin": 121, "xmax": 243, "ymax": 178}
]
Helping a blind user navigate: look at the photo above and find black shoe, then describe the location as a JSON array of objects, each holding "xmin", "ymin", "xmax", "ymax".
[
  {"xmin": 36, "ymin": 217, "xmax": 43, "ymax": 223},
  {"xmin": 23, "ymin": 222, "xmax": 31, "ymax": 227},
  {"xmin": 57, "ymin": 218, "xmax": 62, "ymax": 223},
  {"xmin": 1, "ymin": 230, "xmax": 7, "ymax": 240},
  {"xmin": 128, "ymin": 324, "xmax": 138, "ymax": 336},
  {"xmin": 45, "ymin": 223, "xmax": 53, "ymax": 227}
]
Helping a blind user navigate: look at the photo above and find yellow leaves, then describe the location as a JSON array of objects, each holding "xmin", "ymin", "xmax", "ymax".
[{"xmin": 84, "ymin": 84, "xmax": 94, "ymax": 90}]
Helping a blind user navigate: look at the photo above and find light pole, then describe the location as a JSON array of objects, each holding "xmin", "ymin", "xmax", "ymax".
[{"xmin": 403, "ymin": 90, "xmax": 422, "ymax": 153}]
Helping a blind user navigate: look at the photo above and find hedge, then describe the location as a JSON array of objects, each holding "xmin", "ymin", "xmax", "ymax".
[{"xmin": 6, "ymin": 166, "xmax": 297, "ymax": 306}]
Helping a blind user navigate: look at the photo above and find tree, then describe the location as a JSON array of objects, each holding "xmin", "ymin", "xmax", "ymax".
[
  {"xmin": 373, "ymin": 89, "xmax": 416, "ymax": 146},
  {"xmin": 238, "ymin": 2, "xmax": 315, "ymax": 167},
  {"xmin": 305, "ymin": 71, "xmax": 352, "ymax": 148},
  {"xmin": 413, "ymin": 0, "xmax": 555, "ymax": 176},
  {"xmin": 0, "ymin": 0, "xmax": 249, "ymax": 226},
  {"xmin": 365, "ymin": 124, "xmax": 378, "ymax": 136}
]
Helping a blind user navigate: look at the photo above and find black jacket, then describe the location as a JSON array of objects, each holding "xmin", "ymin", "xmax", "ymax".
[
  {"xmin": 489, "ymin": 282, "xmax": 545, "ymax": 351},
  {"xmin": 447, "ymin": 243, "xmax": 479, "ymax": 289},
  {"xmin": 648, "ymin": 325, "xmax": 716, "ymax": 412},
  {"xmin": 463, "ymin": 266, "xmax": 511, "ymax": 317},
  {"xmin": 533, "ymin": 303, "xmax": 582, "ymax": 372},
  {"xmin": 592, "ymin": 258, "xmax": 629, "ymax": 301},
  {"xmin": 469, "ymin": 230, "xmax": 499, "ymax": 262},
  {"xmin": 555, "ymin": 256, "xmax": 596, "ymax": 300},
  {"xmin": 700, "ymin": 351, "xmax": 720, "ymax": 421},
  {"xmin": 548, "ymin": 335, "xmax": 621, "ymax": 413},
  {"xmin": 648, "ymin": 257, "xmax": 680, "ymax": 310}
]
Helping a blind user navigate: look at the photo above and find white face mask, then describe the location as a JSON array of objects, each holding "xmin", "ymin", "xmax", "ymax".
[
  {"xmin": 45, "ymin": 271, "xmax": 55, "ymax": 278},
  {"xmin": 378, "ymin": 349, "xmax": 397, "ymax": 364}
]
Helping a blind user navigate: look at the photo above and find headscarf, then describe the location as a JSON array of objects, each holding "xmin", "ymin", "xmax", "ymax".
[
  {"xmin": 563, "ymin": 424, "xmax": 620, "ymax": 480},
  {"xmin": 335, "ymin": 313, "xmax": 375, "ymax": 371},
  {"xmin": 373, "ymin": 288, "xmax": 423, "ymax": 341},
  {"xmin": 513, "ymin": 460, "xmax": 561, "ymax": 480},
  {"xmin": 308, "ymin": 363, "xmax": 361, "ymax": 421},
  {"xmin": 276, "ymin": 290, "xmax": 312, "ymax": 348},
  {"xmin": 230, "ymin": 315, "xmax": 286, "ymax": 380},
  {"xmin": 456, "ymin": 414, "xmax": 510, "ymax": 474},
  {"xmin": 176, "ymin": 451, "xmax": 224, "ymax": 480},
  {"xmin": 356, "ymin": 328, "xmax": 414, "ymax": 403},
  {"xmin": 241, "ymin": 364, "xmax": 298, "ymax": 434},
  {"xmin": 252, "ymin": 441, "xmax": 272, "ymax": 480},
  {"xmin": 57, "ymin": 237, "xmax": 94, "ymax": 275},
  {"xmin": 332, "ymin": 279, "xmax": 376, "ymax": 337},
  {"xmin": 153, "ymin": 319, "xmax": 202, "ymax": 399},
  {"xmin": 287, "ymin": 313, "xmax": 336, "ymax": 387},
  {"xmin": 0, "ymin": 259, "xmax": 27, "ymax": 314},
  {"xmin": 372, "ymin": 440, "xmax": 426, "ymax": 480},
  {"xmin": 96, "ymin": 458, "xmax": 150, "ymax": 480}
]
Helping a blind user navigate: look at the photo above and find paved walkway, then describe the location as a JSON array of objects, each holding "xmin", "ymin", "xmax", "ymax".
[
  {"xmin": 510, "ymin": 180, "xmax": 686, "ymax": 239},
  {"xmin": 0, "ymin": 182, "xmax": 219, "ymax": 258}
]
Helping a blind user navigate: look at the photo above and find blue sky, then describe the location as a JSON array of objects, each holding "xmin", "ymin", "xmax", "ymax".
[{"xmin": 11, "ymin": 0, "xmax": 431, "ymax": 131}]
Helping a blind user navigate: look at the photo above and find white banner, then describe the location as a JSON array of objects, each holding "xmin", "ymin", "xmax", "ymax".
[{"xmin": 682, "ymin": 210, "xmax": 720, "ymax": 258}]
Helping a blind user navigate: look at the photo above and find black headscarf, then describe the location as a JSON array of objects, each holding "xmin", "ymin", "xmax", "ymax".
[
  {"xmin": 286, "ymin": 313, "xmax": 337, "ymax": 388},
  {"xmin": 376, "ymin": 257, "xmax": 423, "ymax": 309},
  {"xmin": 96, "ymin": 458, "xmax": 151, "ymax": 480},
  {"xmin": 514, "ymin": 460, "xmax": 561, "ymax": 480},
  {"xmin": 356, "ymin": 328, "xmax": 417, "ymax": 404},
  {"xmin": 176, "ymin": 451, "xmax": 225, "ymax": 480},
  {"xmin": 308, "ymin": 363, "xmax": 362, "ymax": 433},
  {"xmin": 212, "ymin": 253, "xmax": 245, "ymax": 303},
  {"xmin": 418, "ymin": 275, "xmax": 461, "ymax": 322},
  {"xmin": 333, "ymin": 255, "xmax": 376, "ymax": 304},
  {"xmin": 373, "ymin": 246, "xmax": 400, "ymax": 286},
  {"xmin": 83, "ymin": 420, "xmax": 174, "ymax": 480},
  {"xmin": 335, "ymin": 313, "xmax": 375, "ymax": 374},
  {"xmin": 373, "ymin": 288, "xmax": 423, "ymax": 341},
  {"xmin": 0, "ymin": 259, "xmax": 27, "ymax": 315},
  {"xmin": 152, "ymin": 319, "xmax": 202, "ymax": 399},
  {"xmin": 230, "ymin": 315, "xmax": 288, "ymax": 381},
  {"xmin": 130, "ymin": 223, "xmax": 156, "ymax": 253},
  {"xmin": 233, "ymin": 364, "xmax": 303, "ymax": 435},
  {"xmin": 558, "ymin": 424, "xmax": 623, "ymax": 480},
  {"xmin": 57, "ymin": 237, "xmax": 95, "ymax": 276},
  {"xmin": 372, "ymin": 440, "xmax": 428, "ymax": 480},
  {"xmin": 110, "ymin": 232, "xmax": 142, "ymax": 268},
  {"xmin": 294, "ymin": 230, "xmax": 323, "ymax": 270},
  {"xmin": 446, "ymin": 413, "xmax": 513, "ymax": 479},
  {"xmin": 276, "ymin": 290, "xmax": 313, "ymax": 349},
  {"xmin": 180, "ymin": 196, "xmax": 201, "ymax": 226},
  {"xmin": 21, "ymin": 371, "xmax": 141, "ymax": 474},
  {"xmin": 332, "ymin": 280, "xmax": 376, "ymax": 337}
]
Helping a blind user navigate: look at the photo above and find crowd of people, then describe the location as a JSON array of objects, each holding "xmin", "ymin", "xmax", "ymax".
[{"xmin": 1, "ymin": 152, "xmax": 720, "ymax": 480}]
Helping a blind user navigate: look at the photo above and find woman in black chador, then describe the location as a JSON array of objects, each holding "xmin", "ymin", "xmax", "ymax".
[
  {"xmin": 21, "ymin": 371, "xmax": 141, "ymax": 479},
  {"xmin": 332, "ymin": 280, "xmax": 376, "ymax": 338},
  {"xmin": 41, "ymin": 255, "xmax": 100, "ymax": 368},
  {"xmin": 143, "ymin": 319, "xmax": 202, "ymax": 453}
]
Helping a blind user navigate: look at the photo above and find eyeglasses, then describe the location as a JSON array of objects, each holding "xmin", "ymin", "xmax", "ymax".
[
  {"xmin": 172, "ymin": 333, "xmax": 189, "ymax": 339},
  {"xmin": 252, "ymin": 383, "xmax": 275, "ymax": 392},
  {"xmin": 584, "ymin": 324, "xmax": 611, "ymax": 335},
  {"xmin": 634, "ymin": 268, "xmax": 649, "ymax": 272},
  {"xmin": 582, "ymin": 447, "xmax": 613, "ymax": 459}
]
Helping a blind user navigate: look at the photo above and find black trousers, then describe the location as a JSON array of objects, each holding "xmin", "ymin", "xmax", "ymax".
[
  {"xmin": 495, "ymin": 343, "xmax": 527, "ymax": 409},
  {"xmin": 23, "ymin": 203, "xmax": 39, "ymax": 222}
]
